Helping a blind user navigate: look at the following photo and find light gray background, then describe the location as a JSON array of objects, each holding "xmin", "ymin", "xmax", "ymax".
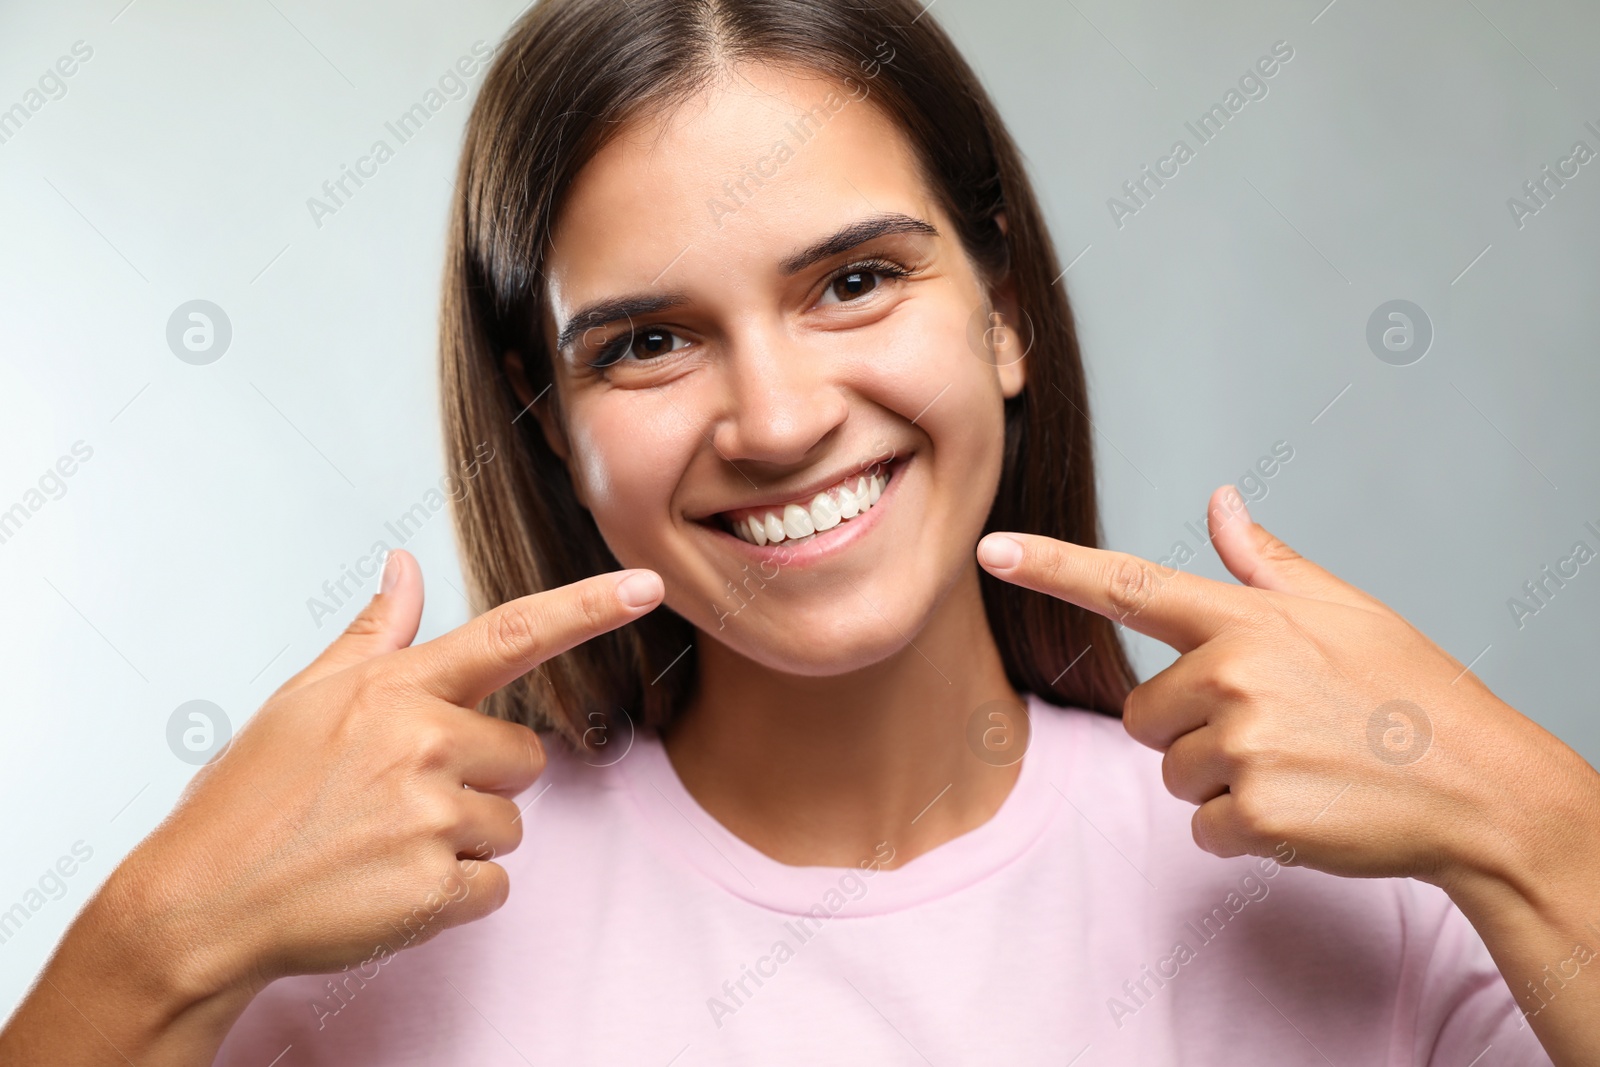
[{"xmin": 2, "ymin": 0, "xmax": 1596, "ymax": 1016}]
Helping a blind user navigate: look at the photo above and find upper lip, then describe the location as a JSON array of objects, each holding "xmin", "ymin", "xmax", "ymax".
[{"xmin": 689, "ymin": 451, "xmax": 901, "ymax": 524}]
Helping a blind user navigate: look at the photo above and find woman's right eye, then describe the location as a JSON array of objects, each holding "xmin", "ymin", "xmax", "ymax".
[{"xmin": 590, "ymin": 326, "xmax": 689, "ymax": 368}]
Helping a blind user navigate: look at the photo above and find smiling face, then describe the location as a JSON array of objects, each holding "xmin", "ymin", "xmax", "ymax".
[{"xmin": 532, "ymin": 63, "xmax": 1025, "ymax": 677}]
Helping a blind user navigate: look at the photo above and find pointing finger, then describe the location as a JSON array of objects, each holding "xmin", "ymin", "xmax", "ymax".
[
  {"xmin": 977, "ymin": 532, "xmax": 1242, "ymax": 654},
  {"xmin": 400, "ymin": 569, "xmax": 664, "ymax": 708}
]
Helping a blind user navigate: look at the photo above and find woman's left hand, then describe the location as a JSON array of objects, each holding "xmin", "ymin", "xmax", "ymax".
[
  {"xmin": 975, "ymin": 485, "xmax": 1599, "ymax": 892},
  {"xmin": 980, "ymin": 487, "xmax": 1600, "ymax": 1063}
]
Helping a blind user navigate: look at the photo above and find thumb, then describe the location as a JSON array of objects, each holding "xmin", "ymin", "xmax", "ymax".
[
  {"xmin": 272, "ymin": 549, "xmax": 425, "ymax": 697},
  {"xmin": 1206, "ymin": 485, "xmax": 1379, "ymax": 610}
]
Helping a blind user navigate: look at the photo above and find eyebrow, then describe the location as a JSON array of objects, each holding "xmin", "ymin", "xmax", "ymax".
[{"xmin": 554, "ymin": 211, "xmax": 940, "ymax": 353}]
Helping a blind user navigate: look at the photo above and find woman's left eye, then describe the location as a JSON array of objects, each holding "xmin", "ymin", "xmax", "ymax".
[{"xmin": 819, "ymin": 261, "xmax": 909, "ymax": 306}]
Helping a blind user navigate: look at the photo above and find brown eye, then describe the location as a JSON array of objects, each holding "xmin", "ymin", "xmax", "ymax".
[
  {"xmin": 819, "ymin": 260, "xmax": 911, "ymax": 307},
  {"xmin": 634, "ymin": 328, "xmax": 676, "ymax": 357},
  {"xmin": 829, "ymin": 270, "xmax": 880, "ymax": 303},
  {"xmin": 592, "ymin": 326, "xmax": 687, "ymax": 368}
]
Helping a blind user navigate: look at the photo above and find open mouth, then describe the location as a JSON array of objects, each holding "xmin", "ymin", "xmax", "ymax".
[{"xmin": 713, "ymin": 457, "xmax": 902, "ymax": 548}]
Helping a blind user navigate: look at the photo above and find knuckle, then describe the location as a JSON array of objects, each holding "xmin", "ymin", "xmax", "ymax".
[
  {"xmin": 1214, "ymin": 720, "xmax": 1265, "ymax": 768},
  {"xmin": 1160, "ymin": 748, "xmax": 1186, "ymax": 797},
  {"xmin": 494, "ymin": 798, "xmax": 525, "ymax": 853},
  {"xmin": 520, "ymin": 726, "xmax": 548, "ymax": 779},
  {"xmin": 572, "ymin": 582, "xmax": 612, "ymax": 632},
  {"xmin": 1120, "ymin": 684, "xmax": 1150, "ymax": 742},
  {"xmin": 1256, "ymin": 533, "xmax": 1302, "ymax": 566},
  {"xmin": 410, "ymin": 721, "xmax": 456, "ymax": 772},
  {"xmin": 1104, "ymin": 555, "xmax": 1155, "ymax": 620},
  {"xmin": 1190, "ymin": 808, "xmax": 1211, "ymax": 851},
  {"xmin": 409, "ymin": 791, "xmax": 463, "ymax": 840},
  {"xmin": 487, "ymin": 605, "xmax": 538, "ymax": 664},
  {"xmin": 450, "ymin": 856, "xmax": 510, "ymax": 918},
  {"xmin": 342, "ymin": 604, "xmax": 386, "ymax": 641},
  {"xmin": 1032, "ymin": 543, "xmax": 1064, "ymax": 584},
  {"xmin": 474, "ymin": 861, "xmax": 512, "ymax": 913},
  {"xmin": 1201, "ymin": 655, "xmax": 1253, "ymax": 705},
  {"xmin": 431, "ymin": 791, "xmax": 470, "ymax": 839}
]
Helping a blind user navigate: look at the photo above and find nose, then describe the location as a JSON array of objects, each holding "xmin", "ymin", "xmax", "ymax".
[{"xmin": 709, "ymin": 321, "xmax": 849, "ymax": 468}]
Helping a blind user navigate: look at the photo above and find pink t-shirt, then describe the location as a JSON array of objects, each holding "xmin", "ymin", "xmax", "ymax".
[{"xmin": 214, "ymin": 695, "xmax": 1550, "ymax": 1065}]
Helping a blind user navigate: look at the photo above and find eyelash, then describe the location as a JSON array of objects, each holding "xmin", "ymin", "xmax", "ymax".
[{"xmin": 586, "ymin": 256, "xmax": 916, "ymax": 370}]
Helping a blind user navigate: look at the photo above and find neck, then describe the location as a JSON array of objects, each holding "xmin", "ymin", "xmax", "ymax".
[{"xmin": 664, "ymin": 563, "xmax": 1026, "ymax": 869}]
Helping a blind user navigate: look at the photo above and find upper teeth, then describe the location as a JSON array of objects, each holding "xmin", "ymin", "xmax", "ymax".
[{"xmin": 728, "ymin": 471, "xmax": 887, "ymax": 546}]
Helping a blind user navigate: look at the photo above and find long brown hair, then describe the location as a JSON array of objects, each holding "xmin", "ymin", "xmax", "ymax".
[{"xmin": 440, "ymin": 0, "xmax": 1136, "ymax": 746}]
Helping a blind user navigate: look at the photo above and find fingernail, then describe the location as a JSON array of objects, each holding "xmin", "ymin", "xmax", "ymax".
[
  {"xmin": 379, "ymin": 550, "xmax": 401, "ymax": 596},
  {"xmin": 615, "ymin": 570, "xmax": 664, "ymax": 609},
  {"xmin": 977, "ymin": 534, "xmax": 1023, "ymax": 570},
  {"xmin": 1228, "ymin": 488, "xmax": 1253, "ymax": 524}
]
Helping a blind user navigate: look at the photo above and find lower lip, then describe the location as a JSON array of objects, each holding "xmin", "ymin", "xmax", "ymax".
[{"xmin": 699, "ymin": 456, "xmax": 910, "ymax": 568}]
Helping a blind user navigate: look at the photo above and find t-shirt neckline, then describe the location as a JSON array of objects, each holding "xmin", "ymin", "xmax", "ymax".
[{"xmin": 616, "ymin": 693, "xmax": 1070, "ymax": 916}]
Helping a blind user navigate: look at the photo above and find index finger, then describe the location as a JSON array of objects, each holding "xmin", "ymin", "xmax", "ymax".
[
  {"xmin": 976, "ymin": 533, "xmax": 1240, "ymax": 653},
  {"xmin": 401, "ymin": 569, "xmax": 664, "ymax": 707}
]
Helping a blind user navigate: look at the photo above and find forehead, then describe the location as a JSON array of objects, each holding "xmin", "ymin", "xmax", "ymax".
[{"xmin": 543, "ymin": 63, "xmax": 937, "ymax": 317}]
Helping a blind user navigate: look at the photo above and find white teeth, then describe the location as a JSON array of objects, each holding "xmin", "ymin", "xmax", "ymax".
[
  {"xmin": 782, "ymin": 502, "xmax": 814, "ymax": 539},
  {"xmin": 809, "ymin": 492, "xmax": 841, "ymax": 531},
  {"xmin": 837, "ymin": 484, "xmax": 859, "ymax": 518},
  {"xmin": 724, "ymin": 463, "xmax": 895, "ymax": 546}
]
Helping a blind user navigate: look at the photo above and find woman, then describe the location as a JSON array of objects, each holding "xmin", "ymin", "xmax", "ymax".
[{"xmin": 3, "ymin": 0, "xmax": 1594, "ymax": 1063}]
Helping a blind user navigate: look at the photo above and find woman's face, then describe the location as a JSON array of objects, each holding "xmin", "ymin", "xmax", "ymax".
[{"xmin": 537, "ymin": 63, "xmax": 1025, "ymax": 676}]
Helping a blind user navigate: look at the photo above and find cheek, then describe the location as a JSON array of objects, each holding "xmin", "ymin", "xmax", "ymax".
[
  {"xmin": 567, "ymin": 400, "xmax": 694, "ymax": 534},
  {"xmin": 897, "ymin": 315, "xmax": 1010, "ymax": 514},
  {"xmin": 919, "ymin": 378, "xmax": 1007, "ymax": 503},
  {"xmin": 869, "ymin": 301, "xmax": 1008, "ymax": 452}
]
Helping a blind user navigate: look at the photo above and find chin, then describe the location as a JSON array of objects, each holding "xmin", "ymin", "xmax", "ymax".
[
  {"xmin": 707, "ymin": 614, "xmax": 924, "ymax": 677},
  {"xmin": 692, "ymin": 562, "xmax": 960, "ymax": 677}
]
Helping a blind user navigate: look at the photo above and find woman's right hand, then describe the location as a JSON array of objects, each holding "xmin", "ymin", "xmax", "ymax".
[{"xmin": 0, "ymin": 550, "xmax": 665, "ymax": 1066}]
